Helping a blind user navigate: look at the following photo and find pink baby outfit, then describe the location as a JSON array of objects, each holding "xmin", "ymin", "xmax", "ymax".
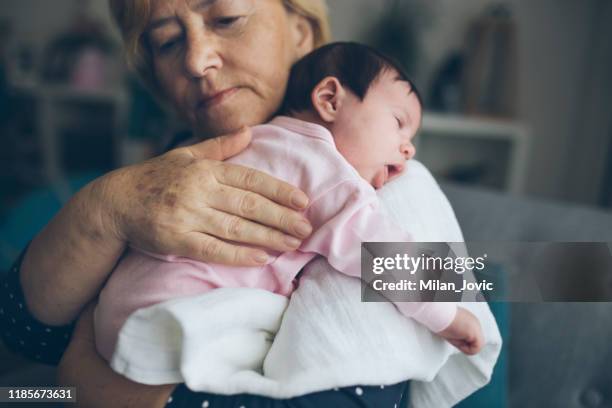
[{"xmin": 94, "ymin": 116, "xmax": 457, "ymax": 361}]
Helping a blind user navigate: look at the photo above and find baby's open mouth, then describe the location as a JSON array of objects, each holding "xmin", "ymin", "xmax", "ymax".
[{"xmin": 386, "ymin": 163, "xmax": 405, "ymax": 181}]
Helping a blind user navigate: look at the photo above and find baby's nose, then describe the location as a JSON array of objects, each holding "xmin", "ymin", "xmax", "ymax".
[{"xmin": 400, "ymin": 143, "xmax": 415, "ymax": 160}]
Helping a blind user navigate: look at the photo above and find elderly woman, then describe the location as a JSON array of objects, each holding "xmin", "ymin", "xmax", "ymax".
[{"xmin": 0, "ymin": 0, "xmax": 424, "ymax": 406}]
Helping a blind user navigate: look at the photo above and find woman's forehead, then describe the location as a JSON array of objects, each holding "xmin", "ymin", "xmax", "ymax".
[
  {"xmin": 150, "ymin": 0, "xmax": 258, "ymax": 17},
  {"xmin": 150, "ymin": 0, "xmax": 216, "ymax": 18},
  {"xmin": 148, "ymin": 0, "xmax": 264, "ymax": 30},
  {"xmin": 148, "ymin": 0, "xmax": 220, "ymax": 31}
]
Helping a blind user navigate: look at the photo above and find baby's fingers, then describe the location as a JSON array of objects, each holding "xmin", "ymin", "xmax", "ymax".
[
  {"xmin": 460, "ymin": 342, "xmax": 480, "ymax": 355},
  {"xmin": 449, "ymin": 338, "xmax": 482, "ymax": 355}
]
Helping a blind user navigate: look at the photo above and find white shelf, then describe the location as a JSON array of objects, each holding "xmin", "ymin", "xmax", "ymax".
[
  {"xmin": 11, "ymin": 84, "xmax": 129, "ymax": 184},
  {"xmin": 417, "ymin": 112, "xmax": 531, "ymax": 194},
  {"xmin": 422, "ymin": 112, "xmax": 529, "ymax": 141},
  {"xmin": 12, "ymin": 83, "xmax": 128, "ymax": 104}
]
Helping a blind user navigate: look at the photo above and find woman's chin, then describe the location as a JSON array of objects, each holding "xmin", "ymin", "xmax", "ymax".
[
  {"xmin": 192, "ymin": 112, "xmax": 253, "ymax": 138},
  {"xmin": 192, "ymin": 105, "xmax": 274, "ymax": 138}
]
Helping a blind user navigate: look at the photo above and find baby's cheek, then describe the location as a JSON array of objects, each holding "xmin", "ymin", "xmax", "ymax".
[{"xmin": 371, "ymin": 169, "xmax": 386, "ymax": 189}]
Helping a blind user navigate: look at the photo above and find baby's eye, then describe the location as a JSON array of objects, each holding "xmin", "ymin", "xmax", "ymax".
[{"xmin": 395, "ymin": 116, "xmax": 402, "ymax": 128}]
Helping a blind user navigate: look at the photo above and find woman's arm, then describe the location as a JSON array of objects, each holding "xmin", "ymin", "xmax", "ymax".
[
  {"xmin": 20, "ymin": 177, "xmax": 126, "ymax": 326},
  {"xmin": 20, "ymin": 128, "xmax": 312, "ymax": 326},
  {"xmin": 57, "ymin": 303, "xmax": 175, "ymax": 408}
]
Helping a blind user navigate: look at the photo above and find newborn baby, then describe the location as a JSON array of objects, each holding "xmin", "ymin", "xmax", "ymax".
[{"xmin": 95, "ymin": 42, "xmax": 483, "ymax": 365}]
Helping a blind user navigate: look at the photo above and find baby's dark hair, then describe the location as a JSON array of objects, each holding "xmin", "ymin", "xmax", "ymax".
[{"xmin": 279, "ymin": 42, "xmax": 422, "ymax": 115}]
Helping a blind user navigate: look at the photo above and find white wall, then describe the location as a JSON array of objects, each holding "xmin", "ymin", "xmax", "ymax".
[
  {"xmin": 561, "ymin": 0, "xmax": 612, "ymax": 205},
  {"xmin": 505, "ymin": 0, "xmax": 603, "ymax": 201}
]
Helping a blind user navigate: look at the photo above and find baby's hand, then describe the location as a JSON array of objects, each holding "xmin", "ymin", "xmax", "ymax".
[{"xmin": 437, "ymin": 307, "xmax": 484, "ymax": 355}]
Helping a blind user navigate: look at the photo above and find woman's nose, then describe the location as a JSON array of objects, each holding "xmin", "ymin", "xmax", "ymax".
[{"xmin": 184, "ymin": 29, "xmax": 223, "ymax": 79}]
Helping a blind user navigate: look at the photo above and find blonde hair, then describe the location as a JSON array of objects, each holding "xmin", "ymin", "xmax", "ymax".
[{"xmin": 108, "ymin": 0, "xmax": 331, "ymax": 91}]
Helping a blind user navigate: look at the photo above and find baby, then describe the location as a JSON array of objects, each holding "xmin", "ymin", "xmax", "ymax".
[{"xmin": 95, "ymin": 42, "xmax": 483, "ymax": 364}]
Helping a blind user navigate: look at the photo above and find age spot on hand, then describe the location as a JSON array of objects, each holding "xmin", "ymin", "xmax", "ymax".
[
  {"xmin": 164, "ymin": 193, "xmax": 178, "ymax": 208},
  {"xmin": 148, "ymin": 187, "xmax": 163, "ymax": 196}
]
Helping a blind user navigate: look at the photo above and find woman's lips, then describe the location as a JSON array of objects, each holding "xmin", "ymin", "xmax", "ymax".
[{"xmin": 197, "ymin": 87, "xmax": 240, "ymax": 109}]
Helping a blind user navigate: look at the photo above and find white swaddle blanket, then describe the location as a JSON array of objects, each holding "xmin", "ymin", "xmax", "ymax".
[{"xmin": 110, "ymin": 161, "xmax": 502, "ymax": 407}]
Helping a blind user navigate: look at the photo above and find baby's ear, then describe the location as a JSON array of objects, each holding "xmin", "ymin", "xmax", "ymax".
[{"xmin": 310, "ymin": 76, "xmax": 345, "ymax": 123}]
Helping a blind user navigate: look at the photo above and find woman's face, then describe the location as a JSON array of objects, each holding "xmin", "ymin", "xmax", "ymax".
[{"xmin": 147, "ymin": 0, "xmax": 314, "ymax": 137}]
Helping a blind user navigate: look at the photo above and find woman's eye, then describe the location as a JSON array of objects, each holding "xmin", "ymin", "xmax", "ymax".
[
  {"xmin": 157, "ymin": 37, "xmax": 182, "ymax": 54},
  {"xmin": 213, "ymin": 16, "xmax": 242, "ymax": 28}
]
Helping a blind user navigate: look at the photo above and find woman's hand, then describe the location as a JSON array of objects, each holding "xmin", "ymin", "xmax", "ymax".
[
  {"xmin": 105, "ymin": 127, "xmax": 312, "ymax": 265},
  {"xmin": 21, "ymin": 127, "xmax": 312, "ymax": 326},
  {"xmin": 57, "ymin": 303, "xmax": 176, "ymax": 408}
]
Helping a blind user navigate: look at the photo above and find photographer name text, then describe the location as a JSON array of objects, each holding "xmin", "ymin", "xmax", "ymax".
[{"xmin": 371, "ymin": 278, "xmax": 494, "ymax": 293}]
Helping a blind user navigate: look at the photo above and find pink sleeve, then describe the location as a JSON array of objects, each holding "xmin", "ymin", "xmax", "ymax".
[{"xmin": 302, "ymin": 180, "xmax": 457, "ymax": 333}]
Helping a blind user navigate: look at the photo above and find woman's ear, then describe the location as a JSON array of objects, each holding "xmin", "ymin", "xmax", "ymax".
[
  {"xmin": 288, "ymin": 13, "xmax": 314, "ymax": 60},
  {"xmin": 311, "ymin": 76, "xmax": 345, "ymax": 123}
]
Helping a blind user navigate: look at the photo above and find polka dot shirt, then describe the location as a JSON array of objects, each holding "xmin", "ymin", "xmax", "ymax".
[
  {"xmin": 0, "ymin": 249, "xmax": 74, "ymax": 365},
  {"xmin": 165, "ymin": 382, "xmax": 410, "ymax": 408}
]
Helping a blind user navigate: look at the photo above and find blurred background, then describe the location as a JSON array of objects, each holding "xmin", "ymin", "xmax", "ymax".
[
  {"xmin": 1, "ymin": 0, "xmax": 611, "ymax": 220},
  {"xmin": 1, "ymin": 1, "xmax": 611, "ymax": 406}
]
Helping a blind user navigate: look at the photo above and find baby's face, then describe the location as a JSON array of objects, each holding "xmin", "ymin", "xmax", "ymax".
[{"xmin": 330, "ymin": 69, "xmax": 422, "ymax": 189}]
